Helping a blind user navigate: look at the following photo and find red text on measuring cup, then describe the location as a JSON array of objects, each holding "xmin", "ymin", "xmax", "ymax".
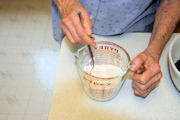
[{"xmin": 96, "ymin": 46, "xmax": 119, "ymax": 53}]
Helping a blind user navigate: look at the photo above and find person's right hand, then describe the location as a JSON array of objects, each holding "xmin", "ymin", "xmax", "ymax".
[{"xmin": 54, "ymin": 0, "xmax": 95, "ymax": 46}]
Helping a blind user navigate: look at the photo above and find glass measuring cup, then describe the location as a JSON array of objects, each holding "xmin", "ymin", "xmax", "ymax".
[{"xmin": 75, "ymin": 41, "xmax": 131, "ymax": 101}]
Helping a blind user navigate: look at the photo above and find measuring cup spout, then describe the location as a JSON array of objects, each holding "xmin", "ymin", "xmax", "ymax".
[{"xmin": 74, "ymin": 45, "xmax": 88, "ymax": 59}]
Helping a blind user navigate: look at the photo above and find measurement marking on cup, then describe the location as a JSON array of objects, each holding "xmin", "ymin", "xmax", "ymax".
[
  {"xmin": 90, "ymin": 82, "xmax": 93, "ymax": 96},
  {"xmin": 102, "ymin": 87, "xmax": 105, "ymax": 99},
  {"xmin": 108, "ymin": 88, "xmax": 113, "ymax": 96}
]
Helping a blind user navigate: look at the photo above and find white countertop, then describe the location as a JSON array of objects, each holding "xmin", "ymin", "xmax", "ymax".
[{"xmin": 49, "ymin": 33, "xmax": 180, "ymax": 120}]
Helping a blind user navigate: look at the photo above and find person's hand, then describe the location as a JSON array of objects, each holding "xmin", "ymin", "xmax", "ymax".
[
  {"xmin": 54, "ymin": 0, "xmax": 95, "ymax": 46},
  {"xmin": 130, "ymin": 49, "xmax": 162, "ymax": 98}
]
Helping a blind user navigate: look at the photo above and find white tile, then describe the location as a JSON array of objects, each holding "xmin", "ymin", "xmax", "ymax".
[
  {"xmin": 6, "ymin": 52, "xmax": 34, "ymax": 65},
  {"xmin": 2, "ymin": 78, "xmax": 19, "ymax": 88},
  {"xmin": 7, "ymin": 65, "xmax": 37, "ymax": 76},
  {"xmin": 0, "ymin": 100, "xmax": 10, "ymax": 114},
  {"xmin": 0, "ymin": 114, "xmax": 8, "ymax": 120},
  {"xmin": 0, "ymin": 86, "xmax": 16, "ymax": 100},
  {"xmin": 19, "ymin": 65, "xmax": 37, "ymax": 75},
  {"xmin": 30, "ymin": 86, "xmax": 46, "ymax": 102},
  {"xmin": 41, "ymin": 91, "xmax": 52, "ymax": 115},
  {"xmin": 15, "ymin": 87, "xmax": 32, "ymax": 100},
  {"xmin": 39, "ymin": 76, "xmax": 55, "ymax": 91},
  {"xmin": 24, "ymin": 115, "xmax": 41, "ymax": 120},
  {"xmin": 0, "ymin": 79, "xmax": 4, "ymax": 88},
  {"xmin": 0, "ymin": 50, "xmax": 6, "ymax": 57},
  {"xmin": 7, "ymin": 115, "xmax": 24, "ymax": 120},
  {"xmin": 26, "ymin": 100, "xmax": 43, "ymax": 115},
  {"xmin": 17, "ymin": 75, "xmax": 40, "ymax": 88},
  {"xmin": 40, "ymin": 114, "xmax": 48, "ymax": 120},
  {"xmin": 0, "ymin": 71, "xmax": 13, "ymax": 81},
  {"xmin": 9, "ymin": 100, "xmax": 28, "ymax": 115}
]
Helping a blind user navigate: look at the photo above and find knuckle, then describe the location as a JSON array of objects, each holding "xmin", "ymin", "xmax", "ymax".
[
  {"xmin": 133, "ymin": 74, "xmax": 147, "ymax": 85},
  {"xmin": 139, "ymin": 76, "xmax": 147, "ymax": 84},
  {"xmin": 73, "ymin": 39, "xmax": 81, "ymax": 44},
  {"xmin": 139, "ymin": 85, "xmax": 146, "ymax": 91},
  {"xmin": 77, "ymin": 31, "xmax": 84, "ymax": 38},
  {"xmin": 73, "ymin": 40, "xmax": 78, "ymax": 44},
  {"xmin": 159, "ymin": 72, "xmax": 163, "ymax": 79},
  {"xmin": 76, "ymin": 39, "xmax": 81, "ymax": 44},
  {"xmin": 156, "ymin": 72, "xmax": 162, "ymax": 80},
  {"xmin": 70, "ymin": 40, "xmax": 75, "ymax": 44},
  {"xmin": 155, "ymin": 73, "xmax": 162, "ymax": 82},
  {"xmin": 134, "ymin": 90, "xmax": 139, "ymax": 95},
  {"xmin": 154, "ymin": 64, "xmax": 161, "ymax": 72},
  {"xmin": 71, "ymin": 11, "xmax": 76, "ymax": 15},
  {"xmin": 62, "ymin": 18, "xmax": 69, "ymax": 25},
  {"xmin": 70, "ymin": 11, "xmax": 76, "ymax": 18},
  {"xmin": 86, "ymin": 40, "xmax": 93, "ymax": 45}
]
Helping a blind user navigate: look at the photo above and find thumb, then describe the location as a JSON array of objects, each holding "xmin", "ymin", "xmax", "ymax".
[
  {"xmin": 81, "ymin": 10, "xmax": 92, "ymax": 36},
  {"xmin": 130, "ymin": 54, "xmax": 146, "ymax": 72}
]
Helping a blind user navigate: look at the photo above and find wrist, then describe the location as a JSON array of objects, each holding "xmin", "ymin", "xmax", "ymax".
[
  {"xmin": 54, "ymin": 0, "xmax": 67, "ymax": 14},
  {"xmin": 145, "ymin": 46, "xmax": 161, "ymax": 62},
  {"xmin": 54, "ymin": 0, "xmax": 79, "ymax": 15}
]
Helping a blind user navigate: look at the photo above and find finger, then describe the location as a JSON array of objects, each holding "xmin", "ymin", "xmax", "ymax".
[
  {"xmin": 133, "ymin": 80, "xmax": 159, "ymax": 98},
  {"xmin": 133, "ymin": 72, "xmax": 162, "ymax": 92},
  {"xmin": 71, "ymin": 12, "xmax": 95, "ymax": 46},
  {"xmin": 60, "ymin": 23, "xmax": 75, "ymax": 44},
  {"xmin": 78, "ymin": 30, "xmax": 95, "ymax": 46},
  {"xmin": 134, "ymin": 89, "xmax": 141, "ymax": 96},
  {"xmin": 132, "ymin": 81, "xmax": 144, "ymax": 95},
  {"xmin": 81, "ymin": 10, "xmax": 92, "ymax": 36},
  {"xmin": 62, "ymin": 18, "xmax": 81, "ymax": 44},
  {"xmin": 130, "ymin": 54, "xmax": 147, "ymax": 72},
  {"xmin": 141, "ymin": 80, "xmax": 160, "ymax": 98},
  {"xmin": 133, "ymin": 64, "xmax": 161, "ymax": 84}
]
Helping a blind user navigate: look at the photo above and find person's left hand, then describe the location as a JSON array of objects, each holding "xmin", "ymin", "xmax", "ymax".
[{"xmin": 130, "ymin": 49, "xmax": 162, "ymax": 98}]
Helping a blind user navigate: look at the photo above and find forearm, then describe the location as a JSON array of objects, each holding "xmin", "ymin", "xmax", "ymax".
[{"xmin": 147, "ymin": 0, "xmax": 180, "ymax": 61}]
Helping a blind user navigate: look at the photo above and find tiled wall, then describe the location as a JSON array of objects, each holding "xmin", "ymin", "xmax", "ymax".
[{"xmin": 0, "ymin": 0, "xmax": 60, "ymax": 119}]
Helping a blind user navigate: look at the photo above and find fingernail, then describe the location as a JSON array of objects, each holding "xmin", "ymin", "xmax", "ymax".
[
  {"xmin": 90, "ymin": 36, "xmax": 95, "ymax": 39},
  {"xmin": 84, "ymin": 25, "xmax": 92, "ymax": 36},
  {"xmin": 87, "ymin": 29, "xmax": 92, "ymax": 36},
  {"xmin": 90, "ymin": 37, "xmax": 95, "ymax": 41}
]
